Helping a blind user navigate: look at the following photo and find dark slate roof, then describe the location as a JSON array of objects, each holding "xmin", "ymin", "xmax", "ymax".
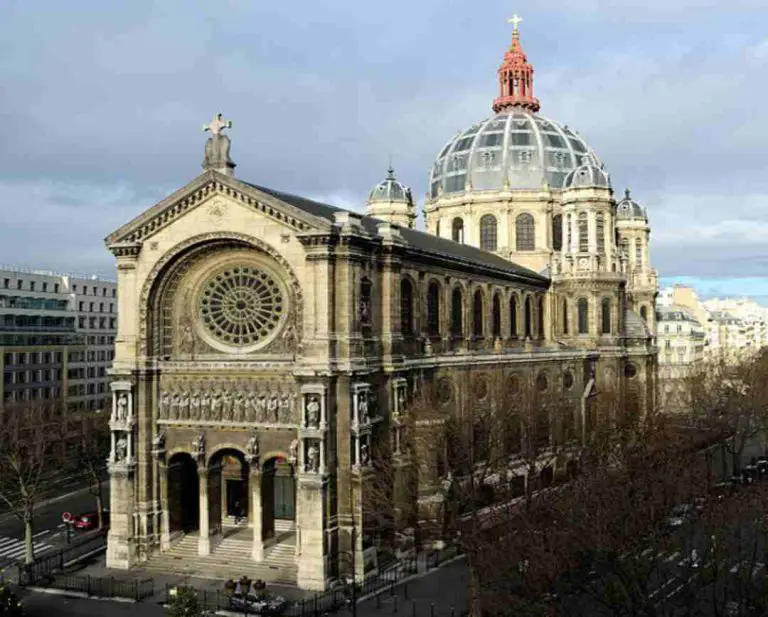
[
  {"xmin": 625, "ymin": 307, "xmax": 651, "ymax": 339},
  {"xmin": 247, "ymin": 182, "xmax": 548, "ymax": 285}
]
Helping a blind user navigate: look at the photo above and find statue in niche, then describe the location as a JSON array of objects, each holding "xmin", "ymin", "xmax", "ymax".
[
  {"xmin": 278, "ymin": 391, "xmax": 293, "ymax": 424},
  {"xmin": 201, "ymin": 390, "xmax": 211, "ymax": 420},
  {"xmin": 116, "ymin": 392, "xmax": 129, "ymax": 421},
  {"xmin": 210, "ymin": 390, "xmax": 223, "ymax": 421},
  {"xmin": 170, "ymin": 391, "xmax": 181, "ymax": 419},
  {"xmin": 192, "ymin": 430, "xmax": 205, "ymax": 461},
  {"xmin": 221, "ymin": 389, "xmax": 233, "ymax": 421},
  {"xmin": 281, "ymin": 323, "xmax": 301, "ymax": 357},
  {"xmin": 306, "ymin": 395, "xmax": 320, "ymax": 428},
  {"xmin": 233, "ymin": 390, "xmax": 246, "ymax": 423},
  {"xmin": 178, "ymin": 390, "xmax": 190, "ymax": 420},
  {"xmin": 360, "ymin": 442, "xmax": 370, "ymax": 466},
  {"xmin": 159, "ymin": 390, "xmax": 171, "ymax": 419},
  {"xmin": 179, "ymin": 319, "xmax": 196, "ymax": 356},
  {"xmin": 189, "ymin": 390, "xmax": 201, "ymax": 421},
  {"xmin": 360, "ymin": 299, "xmax": 370, "ymax": 324},
  {"xmin": 115, "ymin": 435, "xmax": 128, "ymax": 462},
  {"xmin": 358, "ymin": 392, "xmax": 369, "ymax": 424},
  {"xmin": 397, "ymin": 387, "xmax": 406, "ymax": 416},
  {"xmin": 267, "ymin": 393, "xmax": 279, "ymax": 423},
  {"xmin": 246, "ymin": 433, "xmax": 260, "ymax": 465},
  {"xmin": 256, "ymin": 393, "xmax": 267, "ymax": 423},
  {"xmin": 306, "ymin": 441, "xmax": 320, "ymax": 473},
  {"xmin": 245, "ymin": 389, "xmax": 257, "ymax": 423},
  {"xmin": 289, "ymin": 438, "xmax": 299, "ymax": 463}
]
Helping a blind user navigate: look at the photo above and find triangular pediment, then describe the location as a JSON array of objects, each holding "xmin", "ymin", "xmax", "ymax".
[{"xmin": 104, "ymin": 170, "xmax": 334, "ymax": 249}]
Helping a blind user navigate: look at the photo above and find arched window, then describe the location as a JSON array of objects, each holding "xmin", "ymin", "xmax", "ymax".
[
  {"xmin": 620, "ymin": 238, "xmax": 629, "ymax": 259},
  {"xmin": 360, "ymin": 278, "xmax": 372, "ymax": 326},
  {"xmin": 552, "ymin": 214, "xmax": 563, "ymax": 252},
  {"xmin": 601, "ymin": 297, "xmax": 611, "ymax": 334},
  {"xmin": 450, "ymin": 288, "xmax": 463, "ymax": 336},
  {"xmin": 480, "ymin": 215, "xmax": 498, "ymax": 252},
  {"xmin": 537, "ymin": 296, "xmax": 545, "ymax": 339},
  {"xmin": 510, "ymin": 295, "xmax": 518, "ymax": 338},
  {"xmin": 452, "ymin": 218, "xmax": 464, "ymax": 243},
  {"xmin": 435, "ymin": 220, "xmax": 441, "ymax": 237},
  {"xmin": 427, "ymin": 282, "xmax": 440, "ymax": 336},
  {"xmin": 566, "ymin": 214, "xmax": 572, "ymax": 251},
  {"xmin": 400, "ymin": 279, "xmax": 414, "ymax": 336},
  {"xmin": 492, "ymin": 294, "xmax": 501, "ymax": 337},
  {"xmin": 473, "ymin": 290, "xmax": 484, "ymax": 337},
  {"xmin": 635, "ymin": 239, "xmax": 643, "ymax": 268},
  {"xmin": 578, "ymin": 212, "xmax": 588, "ymax": 252},
  {"xmin": 577, "ymin": 298, "xmax": 589, "ymax": 334},
  {"xmin": 562, "ymin": 297, "xmax": 569, "ymax": 335},
  {"xmin": 640, "ymin": 305, "xmax": 648, "ymax": 323},
  {"xmin": 596, "ymin": 214, "xmax": 605, "ymax": 254},
  {"xmin": 516, "ymin": 213, "xmax": 535, "ymax": 251},
  {"xmin": 524, "ymin": 296, "xmax": 533, "ymax": 338}
]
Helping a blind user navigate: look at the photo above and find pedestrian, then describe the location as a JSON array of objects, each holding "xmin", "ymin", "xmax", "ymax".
[{"xmin": 233, "ymin": 501, "xmax": 241, "ymax": 524}]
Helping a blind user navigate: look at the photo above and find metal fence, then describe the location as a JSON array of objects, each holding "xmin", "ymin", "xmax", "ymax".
[
  {"xmin": 17, "ymin": 528, "xmax": 107, "ymax": 586},
  {"xmin": 47, "ymin": 574, "xmax": 154, "ymax": 601}
]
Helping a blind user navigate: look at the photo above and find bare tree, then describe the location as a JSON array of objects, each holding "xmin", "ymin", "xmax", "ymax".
[
  {"xmin": 0, "ymin": 400, "xmax": 65, "ymax": 563},
  {"xmin": 76, "ymin": 412, "xmax": 110, "ymax": 530}
]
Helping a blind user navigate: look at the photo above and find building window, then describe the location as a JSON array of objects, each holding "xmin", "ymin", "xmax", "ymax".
[
  {"xmin": 78, "ymin": 302, "xmax": 84, "ymax": 311},
  {"xmin": 92, "ymin": 286, "xmax": 97, "ymax": 295},
  {"xmin": 16, "ymin": 280, "xmax": 22, "ymax": 290},
  {"xmin": 479, "ymin": 215, "xmax": 498, "ymax": 251},
  {"xmin": 578, "ymin": 298, "xmax": 589, "ymax": 334},
  {"xmin": 42, "ymin": 283, "xmax": 47, "ymax": 292},
  {"xmin": 578, "ymin": 212, "xmax": 588, "ymax": 252},
  {"xmin": 524, "ymin": 296, "xmax": 533, "ymax": 338},
  {"xmin": 73, "ymin": 284, "xmax": 78, "ymax": 293},
  {"xmin": 516, "ymin": 213, "xmax": 535, "ymax": 251},
  {"xmin": 2, "ymin": 279, "xmax": 7, "ymax": 289},
  {"xmin": 537, "ymin": 296, "xmax": 545, "ymax": 339},
  {"xmin": 492, "ymin": 294, "xmax": 501, "ymax": 337},
  {"xmin": 99, "ymin": 303, "xmax": 104, "ymax": 313},
  {"xmin": 54, "ymin": 283, "xmax": 59, "ymax": 293},
  {"xmin": 552, "ymin": 214, "xmax": 563, "ymax": 252},
  {"xmin": 472, "ymin": 290, "xmax": 484, "ymax": 338},
  {"xmin": 400, "ymin": 279, "xmax": 414, "ymax": 336},
  {"xmin": 112, "ymin": 289, "xmax": 116, "ymax": 298},
  {"xmin": 562, "ymin": 297, "xmax": 569, "ymax": 335},
  {"xmin": 427, "ymin": 282, "xmax": 441, "ymax": 336},
  {"xmin": 510, "ymin": 295, "xmax": 518, "ymax": 338},
  {"xmin": 450, "ymin": 288, "xmax": 464, "ymax": 336},
  {"xmin": 596, "ymin": 214, "xmax": 605, "ymax": 254},
  {"xmin": 601, "ymin": 298, "xmax": 611, "ymax": 334},
  {"xmin": 620, "ymin": 238, "xmax": 629, "ymax": 260},
  {"xmin": 435, "ymin": 220, "xmax": 441, "ymax": 237},
  {"xmin": 360, "ymin": 278, "xmax": 372, "ymax": 326},
  {"xmin": 635, "ymin": 239, "xmax": 643, "ymax": 268},
  {"xmin": 452, "ymin": 218, "xmax": 464, "ymax": 243},
  {"xmin": 640, "ymin": 306, "xmax": 648, "ymax": 323},
  {"xmin": 566, "ymin": 214, "xmax": 572, "ymax": 251}
]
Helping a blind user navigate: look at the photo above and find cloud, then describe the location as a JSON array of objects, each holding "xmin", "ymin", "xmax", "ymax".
[{"xmin": 0, "ymin": 0, "xmax": 767, "ymax": 300}]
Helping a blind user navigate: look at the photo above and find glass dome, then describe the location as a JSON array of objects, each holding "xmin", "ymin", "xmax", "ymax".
[
  {"xmin": 368, "ymin": 167, "xmax": 413, "ymax": 204},
  {"xmin": 428, "ymin": 109, "xmax": 603, "ymax": 198},
  {"xmin": 563, "ymin": 160, "xmax": 611, "ymax": 189}
]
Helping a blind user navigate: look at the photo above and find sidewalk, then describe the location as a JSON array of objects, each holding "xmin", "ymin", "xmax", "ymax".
[{"xmin": 356, "ymin": 556, "xmax": 468, "ymax": 617}]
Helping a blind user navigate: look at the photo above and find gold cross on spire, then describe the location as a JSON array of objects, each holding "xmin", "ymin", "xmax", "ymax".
[{"xmin": 508, "ymin": 13, "xmax": 523, "ymax": 34}]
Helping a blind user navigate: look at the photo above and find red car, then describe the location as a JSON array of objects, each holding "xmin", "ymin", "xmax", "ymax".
[{"xmin": 73, "ymin": 510, "xmax": 110, "ymax": 531}]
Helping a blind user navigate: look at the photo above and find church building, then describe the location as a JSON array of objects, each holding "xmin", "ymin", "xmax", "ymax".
[{"xmin": 103, "ymin": 20, "xmax": 657, "ymax": 590}]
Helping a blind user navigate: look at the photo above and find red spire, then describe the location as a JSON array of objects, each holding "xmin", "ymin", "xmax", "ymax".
[{"xmin": 492, "ymin": 15, "xmax": 540, "ymax": 113}]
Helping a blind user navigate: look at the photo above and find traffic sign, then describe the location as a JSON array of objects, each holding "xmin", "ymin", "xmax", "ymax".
[{"xmin": 61, "ymin": 511, "xmax": 73, "ymax": 523}]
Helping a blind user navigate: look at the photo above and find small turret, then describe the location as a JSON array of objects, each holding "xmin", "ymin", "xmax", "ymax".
[{"xmin": 365, "ymin": 166, "xmax": 416, "ymax": 229}]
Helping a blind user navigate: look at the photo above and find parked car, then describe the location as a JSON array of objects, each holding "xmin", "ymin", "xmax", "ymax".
[
  {"xmin": 73, "ymin": 510, "xmax": 110, "ymax": 531},
  {"xmin": 229, "ymin": 593, "xmax": 287, "ymax": 615}
]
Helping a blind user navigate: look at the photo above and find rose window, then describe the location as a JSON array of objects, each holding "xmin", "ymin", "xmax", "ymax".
[{"xmin": 199, "ymin": 266, "xmax": 283, "ymax": 347}]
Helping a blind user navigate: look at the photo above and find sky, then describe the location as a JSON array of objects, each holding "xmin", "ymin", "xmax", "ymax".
[{"xmin": 1, "ymin": 1, "xmax": 768, "ymax": 301}]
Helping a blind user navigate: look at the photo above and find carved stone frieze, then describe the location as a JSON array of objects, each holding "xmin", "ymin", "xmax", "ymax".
[{"xmin": 157, "ymin": 378, "xmax": 297, "ymax": 427}]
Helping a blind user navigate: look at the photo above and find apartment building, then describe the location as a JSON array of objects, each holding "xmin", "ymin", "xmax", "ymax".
[{"xmin": 0, "ymin": 267, "xmax": 116, "ymax": 412}]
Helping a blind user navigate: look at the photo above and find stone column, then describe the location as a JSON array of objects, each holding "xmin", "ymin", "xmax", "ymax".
[
  {"xmin": 296, "ymin": 475, "xmax": 328, "ymax": 590},
  {"xmin": 250, "ymin": 467, "xmax": 263, "ymax": 561},
  {"xmin": 159, "ymin": 462, "xmax": 170, "ymax": 551},
  {"xmin": 198, "ymin": 468, "xmax": 210, "ymax": 556}
]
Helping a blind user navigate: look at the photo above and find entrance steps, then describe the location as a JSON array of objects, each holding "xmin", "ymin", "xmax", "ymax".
[{"xmin": 143, "ymin": 530, "xmax": 298, "ymax": 585}]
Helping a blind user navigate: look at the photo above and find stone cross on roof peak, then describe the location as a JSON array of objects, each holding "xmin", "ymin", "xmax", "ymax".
[
  {"xmin": 508, "ymin": 13, "xmax": 523, "ymax": 34},
  {"xmin": 203, "ymin": 113, "xmax": 232, "ymax": 136}
]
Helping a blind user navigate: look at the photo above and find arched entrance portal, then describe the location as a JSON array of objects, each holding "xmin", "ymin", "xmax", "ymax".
[
  {"xmin": 262, "ymin": 457, "xmax": 296, "ymax": 540},
  {"xmin": 167, "ymin": 453, "xmax": 199, "ymax": 533},
  {"xmin": 209, "ymin": 448, "xmax": 250, "ymax": 531}
]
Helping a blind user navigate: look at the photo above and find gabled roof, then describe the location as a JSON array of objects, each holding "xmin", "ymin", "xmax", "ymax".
[{"xmin": 249, "ymin": 182, "xmax": 547, "ymax": 285}]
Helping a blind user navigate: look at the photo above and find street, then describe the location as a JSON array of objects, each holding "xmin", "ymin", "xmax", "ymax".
[{"xmin": 0, "ymin": 482, "xmax": 109, "ymax": 571}]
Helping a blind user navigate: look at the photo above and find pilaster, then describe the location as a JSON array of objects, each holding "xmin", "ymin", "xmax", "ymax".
[
  {"xmin": 198, "ymin": 468, "xmax": 210, "ymax": 556},
  {"xmin": 250, "ymin": 467, "xmax": 264, "ymax": 560}
]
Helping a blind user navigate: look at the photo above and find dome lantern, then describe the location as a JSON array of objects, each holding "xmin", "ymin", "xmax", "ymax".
[
  {"xmin": 492, "ymin": 15, "xmax": 540, "ymax": 114},
  {"xmin": 366, "ymin": 166, "xmax": 416, "ymax": 229}
]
